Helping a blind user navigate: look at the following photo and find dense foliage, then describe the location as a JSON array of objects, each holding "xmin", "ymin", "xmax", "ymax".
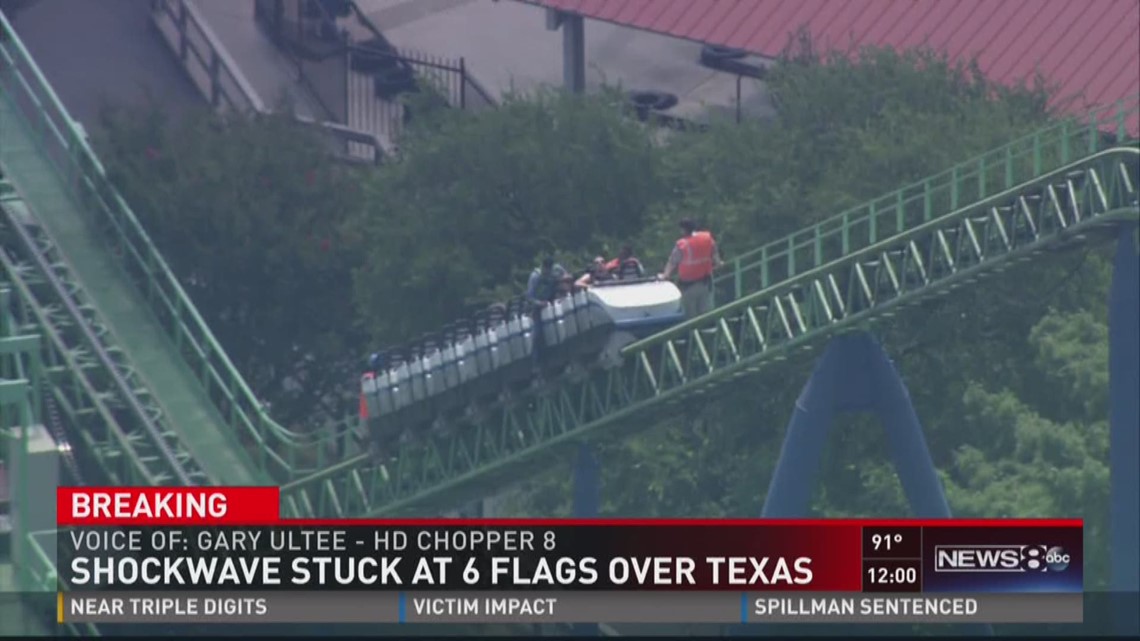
[
  {"xmin": 98, "ymin": 41, "xmax": 1121, "ymax": 607},
  {"xmin": 96, "ymin": 108, "xmax": 369, "ymax": 427}
]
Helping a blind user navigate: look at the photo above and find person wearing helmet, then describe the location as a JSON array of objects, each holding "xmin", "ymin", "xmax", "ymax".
[{"xmin": 659, "ymin": 218, "xmax": 723, "ymax": 318}]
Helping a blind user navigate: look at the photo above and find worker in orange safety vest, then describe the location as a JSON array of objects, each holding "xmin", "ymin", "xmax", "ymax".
[{"xmin": 659, "ymin": 218, "xmax": 723, "ymax": 318}]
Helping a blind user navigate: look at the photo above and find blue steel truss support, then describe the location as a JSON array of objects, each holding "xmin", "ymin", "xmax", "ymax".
[
  {"xmin": 1109, "ymin": 225, "xmax": 1139, "ymax": 636},
  {"xmin": 761, "ymin": 332, "xmax": 991, "ymax": 637},
  {"xmin": 573, "ymin": 444, "xmax": 601, "ymax": 519},
  {"xmin": 761, "ymin": 332, "xmax": 949, "ymax": 519},
  {"xmin": 571, "ymin": 444, "xmax": 600, "ymax": 637}
]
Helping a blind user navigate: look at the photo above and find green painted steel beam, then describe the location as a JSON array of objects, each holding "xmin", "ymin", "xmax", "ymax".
[
  {"xmin": 280, "ymin": 146, "xmax": 1139, "ymax": 518},
  {"xmin": 0, "ymin": 335, "xmax": 40, "ymax": 356},
  {"xmin": 0, "ymin": 12, "xmax": 339, "ymax": 487},
  {"xmin": 0, "ymin": 377, "xmax": 30, "ymax": 404},
  {"xmin": 0, "ymin": 184, "xmax": 210, "ymax": 488},
  {"xmin": 6, "ymin": 5, "xmax": 1140, "ymax": 500},
  {"xmin": 285, "ymin": 98, "xmax": 1140, "ymax": 492}
]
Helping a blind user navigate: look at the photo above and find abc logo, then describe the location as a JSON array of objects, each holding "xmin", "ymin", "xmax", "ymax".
[
  {"xmin": 1020, "ymin": 546, "xmax": 1069, "ymax": 571},
  {"xmin": 1045, "ymin": 546, "xmax": 1070, "ymax": 572}
]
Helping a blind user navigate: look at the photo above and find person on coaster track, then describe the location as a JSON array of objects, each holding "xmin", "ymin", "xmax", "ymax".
[
  {"xmin": 605, "ymin": 244, "xmax": 645, "ymax": 280},
  {"xmin": 526, "ymin": 257, "xmax": 568, "ymax": 364},
  {"xmin": 527, "ymin": 257, "xmax": 568, "ymax": 306},
  {"xmin": 659, "ymin": 218, "xmax": 724, "ymax": 319}
]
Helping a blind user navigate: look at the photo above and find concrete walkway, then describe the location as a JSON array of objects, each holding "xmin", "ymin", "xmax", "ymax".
[
  {"xmin": 8, "ymin": 0, "xmax": 204, "ymax": 127},
  {"xmin": 187, "ymin": 0, "xmax": 326, "ymax": 119},
  {"xmin": 352, "ymin": 0, "xmax": 772, "ymax": 123},
  {"xmin": 11, "ymin": 0, "xmax": 332, "ymax": 125}
]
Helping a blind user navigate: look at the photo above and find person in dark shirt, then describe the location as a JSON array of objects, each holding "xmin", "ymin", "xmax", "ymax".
[{"xmin": 527, "ymin": 257, "xmax": 568, "ymax": 306}]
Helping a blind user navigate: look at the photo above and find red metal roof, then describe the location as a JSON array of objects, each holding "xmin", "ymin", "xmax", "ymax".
[{"xmin": 521, "ymin": 0, "xmax": 1140, "ymax": 134}]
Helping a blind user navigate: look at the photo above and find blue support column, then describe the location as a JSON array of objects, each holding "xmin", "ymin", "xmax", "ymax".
[
  {"xmin": 761, "ymin": 332, "xmax": 990, "ymax": 636},
  {"xmin": 870, "ymin": 339, "xmax": 952, "ymax": 519},
  {"xmin": 572, "ymin": 443, "xmax": 601, "ymax": 519},
  {"xmin": 1109, "ymin": 227, "xmax": 1140, "ymax": 636},
  {"xmin": 762, "ymin": 333, "xmax": 950, "ymax": 519},
  {"xmin": 572, "ymin": 444, "xmax": 600, "ymax": 637},
  {"xmin": 760, "ymin": 337, "xmax": 843, "ymax": 517}
]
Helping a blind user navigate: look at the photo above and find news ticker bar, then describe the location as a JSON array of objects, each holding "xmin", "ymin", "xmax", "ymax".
[
  {"xmin": 58, "ymin": 523, "xmax": 1085, "ymax": 593},
  {"xmin": 59, "ymin": 591, "xmax": 1082, "ymax": 625}
]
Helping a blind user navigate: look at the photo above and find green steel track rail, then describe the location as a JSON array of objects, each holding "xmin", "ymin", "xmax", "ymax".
[
  {"xmin": 280, "ymin": 143, "xmax": 1139, "ymax": 518},
  {"xmin": 4, "ymin": 7, "xmax": 1139, "ymax": 506},
  {"xmin": 0, "ymin": 293, "xmax": 97, "ymax": 636},
  {"xmin": 3, "ymin": 4, "xmax": 1140, "ymax": 516},
  {"xmin": 0, "ymin": 10, "xmax": 345, "ymax": 486},
  {"xmin": 0, "ymin": 181, "xmax": 207, "ymax": 486},
  {"xmin": 0, "ymin": 288, "xmax": 82, "ymax": 486}
]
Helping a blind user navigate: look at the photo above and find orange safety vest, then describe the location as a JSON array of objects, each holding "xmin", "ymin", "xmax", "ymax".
[
  {"xmin": 606, "ymin": 257, "xmax": 643, "ymax": 278},
  {"xmin": 360, "ymin": 373, "xmax": 374, "ymax": 419},
  {"xmin": 676, "ymin": 231, "xmax": 715, "ymax": 282}
]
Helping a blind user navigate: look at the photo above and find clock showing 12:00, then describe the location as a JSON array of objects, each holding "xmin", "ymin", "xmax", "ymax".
[{"xmin": 862, "ymin": 560, "xmax": 921, "ymax": 592}]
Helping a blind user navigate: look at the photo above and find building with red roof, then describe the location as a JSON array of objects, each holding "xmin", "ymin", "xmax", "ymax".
[{"xmin": 518, "ymin": 0, "xmax": 1139, "ymax": 135}]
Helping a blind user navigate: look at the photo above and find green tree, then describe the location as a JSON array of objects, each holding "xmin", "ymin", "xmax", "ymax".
[
  {"xmin": 95, "ymin": 105, "xmax": 370, "ymax": 427},
  {"xmin": 349, "ymin": 88, "xmax": 664, "ymax": 344},
  {"xmin": 510, "ymin": 40, "xmax": 1112, "ymax": 561},
  {"xmin": 92, "ymin": 37, "xmax": 1119, "ymax": 599},
  {"xmin": 943, "ymin": 302, "xmax": 1113, "ymax": 586},
  {"xmin": 635, "ymin": 39, "xmax": 1053, "ymax": 271}
]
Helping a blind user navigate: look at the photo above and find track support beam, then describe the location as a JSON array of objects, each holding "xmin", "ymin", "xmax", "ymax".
[
  {"xmin": 1109, "ymin": 225, "xmax": 1139, "ymax": 636},
  {"xmin": 761, "ymin": 331, "xmax": 991, "ymax": 636},
  {"xmin": 570, "ymin": 443, "xmax": 601, "ymax": 636},
  {"xmin": 762, "ymin": 332, "xmax": 949, "ymax": 518}
]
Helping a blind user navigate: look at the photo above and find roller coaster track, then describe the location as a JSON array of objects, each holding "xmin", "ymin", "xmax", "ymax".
[
  {"xmin": 1, "ymin": 7, "xmax": 1138, "ymax": 521},
  {"xmin": 0, "ymin": 178, "xmax": 205, "ymax": 487},
  {"xmin": 0, "ymin": 11, "xmax": 261, "ymax": 488},
  {"xmin": 279, "ymin": 143, "xmax": 1140, "ymax": 517}
]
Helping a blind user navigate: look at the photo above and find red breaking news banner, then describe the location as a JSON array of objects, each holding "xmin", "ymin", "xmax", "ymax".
[
  {"xmin": 57, "ymin": 487, "xmax": 281, "ymax": 526},
  {"xmin": 54, "ymin": 487, "xmax": 1081, "ymax": 530}
]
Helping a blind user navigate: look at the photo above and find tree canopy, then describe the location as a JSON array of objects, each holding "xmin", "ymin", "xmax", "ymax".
[
  {"xmin": 96, "ymin": 40, "xmax": 1120, "ymax": 608},
  {"xmin": 96, "ymin": 108, "xmax": 369, "ymax": 427}
]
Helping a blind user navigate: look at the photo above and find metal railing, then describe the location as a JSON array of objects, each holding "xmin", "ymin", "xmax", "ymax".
[
  {"xmin": 710, "ymin": 96, "xmax": 1140, "ymax": 304},
  {"xmin": 255, "ymin": 0, "xmax": 496, "ymax": 145},
  {"xmin": 150, "ymin": 0, "xmax": 386, "ymax": 164},
  {"xmin": 0, "ymin": 9, "xmax": 356, "ymax": 486},
  {"xmin": 346, "ymin": 0, "xmax": 496, "ymax": 110},
  {"xmin": 345, "ymin": 43, "xmax": 489, "ymax": 143},
  {"xmin": 251, "ymin": 0, "xmax": 349, "ymax": 122}
]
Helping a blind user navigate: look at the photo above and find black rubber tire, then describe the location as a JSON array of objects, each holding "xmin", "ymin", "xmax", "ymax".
[
  {"xmin": 352, "ymin": 52, "xmax": 397, "ymax": 74},
  {"xmin": 350, "ymin": 37, "xmax": 399, "ymax": 72},
  {"xmin": 629, "ymin": 90, "xmax": 679, "ymax": 120},
  {"xmin": 323, "ymin": 0, "xmax": 352, "ymax": 17},
  {"xmin": 701, "ymin": 44, "xmax": 748, "ymax": 63},
  {"xmin": 374, "ymin": 65, "xmax": 416, "ymax": 100},
  {"xmin": 351, "ymin": 45, "xmax": 399, "ymax": 73}
]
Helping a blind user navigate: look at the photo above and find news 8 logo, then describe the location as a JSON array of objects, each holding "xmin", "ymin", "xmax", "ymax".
[{"xmin": 1022, "ymin": 545, "xmax": 1071, "ymax": 572}]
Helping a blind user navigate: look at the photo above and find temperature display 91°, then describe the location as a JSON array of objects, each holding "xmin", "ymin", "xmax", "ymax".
[{"xmin": 862, "ymin": 526, "xmax": 921, "ymax": 559}]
